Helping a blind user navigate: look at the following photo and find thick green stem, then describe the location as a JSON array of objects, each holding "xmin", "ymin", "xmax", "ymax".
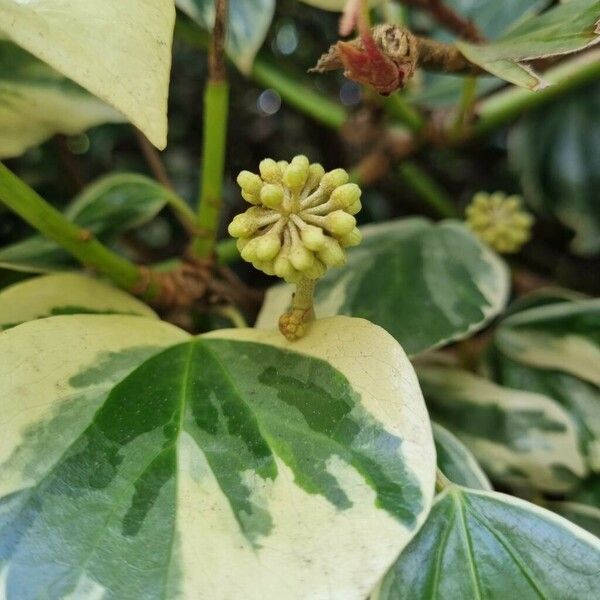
[
  {"xmin": 0, "ymin": 162, "xmax": 155, "ymax": 298},
  {"xmin": 194, "ymin": 80, "xmax": 230, "ymax": 257},
  {"xmin": 398, "ymin": 161, "xmax": 458, "ymax": 218},
  {"xmin": 279, "ymin": 277, "xmax": 316, "ymax": 341}
]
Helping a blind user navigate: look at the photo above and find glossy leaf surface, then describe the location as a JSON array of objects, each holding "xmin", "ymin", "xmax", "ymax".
[
  {"xmin": 373, "ymin": 486, "xmax": 600, "ymax": 599},
  {"xmin": 0, "ymin": 315, "xmax": 435, "ymax": 599},
  {"xmin": 258, "ymin": 219, "xmax": 510, "ymax": 356}
]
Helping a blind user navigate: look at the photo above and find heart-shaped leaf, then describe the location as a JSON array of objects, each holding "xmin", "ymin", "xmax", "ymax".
[
  {"xmin": 509, "ymin": 83, "xmax": 600, "ymax": 256},
  {"xmin": 0, "ymin": 315, "xmax": 435, "ymax": 598},
  {"xmin": 0, "ymin": 174, "xmax": 176, "ymax": 273},
  {"xmin": 0, "ymin": 273, "xmax": 156, "ymax": 330},
  {"xmin": 372, "ymin": 486, "xmax": 600, "ymax": 599},
  {"xmin": 176, "ymin": 0, "xmax": 275, "ymax": 73},
  {"xmin": 418, "ymin": 365, "xmax": 587, "ymax": 491},
  {"xmin": 258, "ymin": 219, "xmax": 510, "ymax": 356},
  {"xmin": 456, "ymin": 0, "xmax": 600, "ymax": 89},
  {"xmin": 0, "ymin": 0, "xmax": 175, "ymax": 148},
  {"xmin": 0, "ymin": 41, "xmax": 123, "ymax": 159},
  {"xmin": 485, "ymin": 299, "xmax": 600, "ymax": 472},
  {"xmin": 433, "ymin": 422, "xmax": 492, "ymax": 490}
]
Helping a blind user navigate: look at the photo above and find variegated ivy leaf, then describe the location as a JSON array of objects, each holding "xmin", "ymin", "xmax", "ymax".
[
  {"xmin": 0, "ymin": 273, "xmax": 156, "ymax": 330},
  {"xmin": 176, "ymin": 0, "xmax": 275, "ymax": 74},
  {"xmin": 546, "ymin": 501, "xmax": 600, "ymax": 538},
  {"xmin": 0, "ymin": 315, "xmax": 435, "ymax": 599},
  {"xmin": 0, "ymin": 41, "xmax": 123, "ymax": 159},
  {"xmin": 456, "ymin": 0, "xmax": 600, "ymax": 90},
  {"xmin": 433, "ymin": 422, "xmax": 492, "ymax": 490},
  {"xmin": 0, "ymin": 173, "xmax": 176, "ymax": 273},
  {"xmin": 495, "ymin": 299, "xmax": 600, "ymax": 387},
  {"xmin": 486, "ymin": 299, "xmax": 600, "ymax": 472},
  {"xmin": 0, "ymin": 0, "xmax": 175, "ymax": 149},
  {"xmin": 418, "ymin": 365, "xmax": 587, "ymax": 492},
  {"xmin": 372, "ymin": 486, "xmax": 600, "ymax": 599},
  {"xmin": 258, "ymin": 219, "xmax": 510, "ymax": 356}
]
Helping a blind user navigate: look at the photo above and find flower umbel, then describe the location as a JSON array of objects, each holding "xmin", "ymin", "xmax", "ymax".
[
  {"xmin": 466, "ymin": 192, "xmax": 533, "ymax": 254},
  {"xmin": 230, "ymin": 155, "xmax": 362, "ymax": 283}
]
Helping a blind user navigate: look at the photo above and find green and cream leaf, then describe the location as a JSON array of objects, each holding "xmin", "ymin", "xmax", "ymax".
[
  {"xmin": 419, "ymin": 365, "xmax": 587, "ymax": 491},
  {"xmin": 0, "ymin": 41, "xmax": 123, "ymax": 159},
  {"xmin": 0, "ymin": 273, "xmax": 157, "ymax": 330},
  {"xmin": 373, "ymin": 486, "xmax": 600, "ymax": 599},
  {"xmin": 546, "ymin": 501, "xmax": 600, "ymax": 537},
  {"xmin": 0, "ymin": 315, "xmax": 435, "ymax": 599},
  {"xmin": 258, "ymin": 219, "xmax": 510, "ymax": 356},
  {"xmin": 0, "ymin": 0, "xmax": 175, "ymax": 148}
]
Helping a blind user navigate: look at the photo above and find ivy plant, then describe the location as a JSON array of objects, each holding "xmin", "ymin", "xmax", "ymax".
[{"xmin": 0, "ymin": 0, "xmax": 599, "ymax": 598}]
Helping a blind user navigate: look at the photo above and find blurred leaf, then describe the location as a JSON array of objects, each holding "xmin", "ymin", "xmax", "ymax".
[
  {"xmin": 0, "ymin": 0, "xmax": 175, "ymax": 148},
  {"xmin": 457, "ymin": 0, "xmax": 600, "ymax": 89},
  {"xmin": 258, "ymin": 219, "xmax": 510, "ymax": 356},
  {"xmin": 0, "ymin": 273, "xmax": 156, "ymax": 330},
  {"xmin": 418, "ymin": 365, "xmax": 587, "ymax": 491},
  {"xmin": 176, "ymin": 0, "xmax": 275, "ymax": 73},
  {"xmin": 299, "ymin": 0, "xmax": 386, "ymax": 10},
  {"xmin": 546, "ymin": 501, "xmax": 600, "ymax": 537},
  {"xmin": 433, "ymin": 422, "xmax": 492, "ymax": 490},
  {"xmin": 0, "ymin": 41, "xmax": 123, "ymax": 159},
  {"xmin": 509, "ymin": 82, "xmax": 600, "ymax": 255},
  {"xmin": 408, "ymin": 0, "xmax": 548, "ymax": 108},
  {"xmin": 0, "ymin": 174, "xmax": 175, "ymax": 272},
  {"xmin": 373, "ymin": 486, "xmax": 600, "ymax": 599},
  {"xmin": 485, "ymin": 299, "xmax": 600, "ymax": 472}
]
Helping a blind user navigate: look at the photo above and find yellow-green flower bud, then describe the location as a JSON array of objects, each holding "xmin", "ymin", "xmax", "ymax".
[
  {"xmin": 240, "ymin": 237, "xmax": 261, "ymax": 262},
  {"xmin": 304, "ymin": 258, "xmax": 327, "ymax": 280},
  {"xmin": 241, "ymin": 190, "xmax": 260, "ymax": 205},
  {"xmin": 347, "ymin": 199, "xmax": 362, "ymax": 215},
  {"xmin": 466, "ymin": 192, "xmax": 533, "ymax": 254},
  {"xmin": 330, "ymin": 183, "xmax": 361, "ymax": 209},
  {"xmin": 320, "ymin": 168, "xmax": 349, "ymax": 192},
  {"xmin": 259, "ymin": 158, "xmax": 282, "ymax": 183},
  {"xmin": 228, "ymin": 214, "xmax": 257, "ymax": 238},
  {"xmin": 237, "ymin": 171, "xmax": 263, "ymax": 196},
  {"xmin": 339, "ymin": 227, "xmax": 362, "ymax": 248},
  {"xmin": 318, "ymin": 237, "xmax": 346, "ymax": 267},
  {"xmin": 283, "ymin": 155, "xmax": 310, "ymax": 189},
  {"xmin": 256, "ymin": 233, "xmax": 282, "ymax": 261},
  {"xmin": 290, "ymin": 244, "xmax": 315, "ymax": 272},
  {"xmin": 300, "ymin": 224, "xmax": 326, "ymax": 251},
  {"xmin": 324, "ymin": 210, "xmax": 356, "ymax": 236},
  {"xmin": 260, "ymin": 184, "xmax": 284, "ymax": 209}
]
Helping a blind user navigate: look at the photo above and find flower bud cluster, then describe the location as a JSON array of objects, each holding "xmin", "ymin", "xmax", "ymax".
[
  {"xmin": 229, "ymin": 156, "xmax": 362, "ymax": 283},
  {"xmin": 466, "ymin": 192, "xmax": 533, "ymax": 254}
]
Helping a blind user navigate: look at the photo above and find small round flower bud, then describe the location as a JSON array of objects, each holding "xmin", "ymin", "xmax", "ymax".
[
  {"xmin": 304, "ymin": 258, "xmax": 327, "ymax": 280},
  {"xmin": 347, "ymin": 199, "xmax": 362, "ymax": 215},
  {"xmin": 259, "ymin": 158, "xmax": 282, "ymax": 183},
  {"xmin": 305, "ymin": 163, "xmax": 325, "ymax": 192},
  {"xmin": 241, "ymin": 190, "xmax": 260, "ymax": 205},
  {"xmin": 260, "ymin": 184, "xmax": 284, "ymax": 209},
  {"xmin": 237, "ymin": 171, "xmax": 263, "ymax": 196},
  {"xmin": 236, "ymin": 237, "xmax": 250, "ymax": 252},
  {"xmin": 290, "ymin": 244, "xmax": 315, "ymax": 272},
  {"xmin": 466, "ymin": 191, "xmax": 533, "ymax": 254},
  {"xmin": 318, "ymin": 237, "xmax": 346, "ymax": 267},
  {"xmin": 300, "ymin": 224, "xmax": 326, "ymax": 251},
  {"xmin": 330, "ymin": 183, "xmax": 361, "ymax": 209},
  {"xmin": 283, "ymin": 155, "xmax": 310, "ymax": 189},
  {"xmin": 228, "ymin": 214, "xmax": 257, "ymax": 238},
  {"xmin": 339, "ymin": 227, "xmax": 362, "ymax": 248},
  {"xmin": 321, "ymin": 168, "xmax": 349, "ymax": 192},
  {"xmin": 324, "ymin": 210, "xmax": 356, "ymax": 236},
  {"xmin": 256, "ymin": 233, "xmax": 282, "ymax": 261},
  {"xmin": 253, "ymin": 260, "xmax": 276, "ymax": 276},
  {"xmin": 240, "ymin": 237, "xmax": 261, "ymax": 262}
]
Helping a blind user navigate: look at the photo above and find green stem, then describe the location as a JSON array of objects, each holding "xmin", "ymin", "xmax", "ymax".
[
  {"xmin": 398, "ymin": 161, "xmax": 458, "ymax": 218},
  {"xmin": 383, "ymin": 94, "xmax": 426, "ymax": 132},
  {"xmin": 252, "ymin": 60, "xmax": 348, "ymax": 130},
  {"xmin": 470, "ymin": 49, "xmax": 600, "ymax": 139},
  {"xmin": 0, "ymin": 163, "xmax": 155, "ymax": 298},
  {"xmin": 194, "ymin": 79, "xmax": 230, "ymax": 258},
  {"xmin": 216, "ymin": 238, "xmax": 239, "ymax": 264},
  {"xmin": 164, "ymin": 189, "xmax": 197, "ymax": 232},
  {"xmin": 451, "ymin": 75, "xmax": 477, "ymax": 138}
]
